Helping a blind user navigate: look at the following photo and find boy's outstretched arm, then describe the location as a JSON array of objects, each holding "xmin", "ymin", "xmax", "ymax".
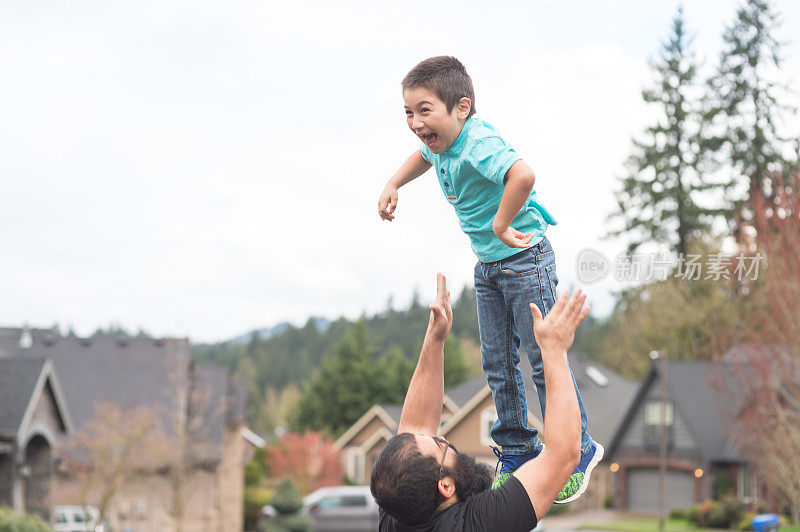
[
  {"xmin": 493, "ymin": 160, "xmax": 536, "ymax": 247},
  {"xmin": 378, "ymin": 151, "xmax": 432, "ymax": 221},
  {"xmin": 396, "ymin": 273, "xmax": 452, "ymax": 435}
]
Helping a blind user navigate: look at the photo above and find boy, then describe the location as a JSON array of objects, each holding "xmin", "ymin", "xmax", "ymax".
[{"xmin": 377, "ymin": 56, "xmax": 602, "ymax": 503}]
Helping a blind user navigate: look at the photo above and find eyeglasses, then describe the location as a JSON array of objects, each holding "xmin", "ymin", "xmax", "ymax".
[{"xmin": 430, "ymin": 435, "xmax": 457, "ymax": 481}]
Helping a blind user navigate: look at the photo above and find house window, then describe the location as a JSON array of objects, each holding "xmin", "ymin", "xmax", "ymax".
[
  {"xmin": 347, "ymin": 449, "xmax": 365, "ymax": 482},
  {"xmin": 643, "ymin": 400, "xmax": 674, "ymax": 448},
  {"xmin": 480, "ymin": 408, "xmax": 498, "ymax": 447},
  {"xmin": 739, "ymin": 465, "xmax": 758, "ymax": 500}
]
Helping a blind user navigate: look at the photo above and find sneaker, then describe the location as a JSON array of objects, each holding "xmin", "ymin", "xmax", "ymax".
[
  {"xmin": 490, "ymin": 445, "xmax": 543, "ymax": 490},
  {"xmin": 554, "ymin": 440, "xmax": 604, "ymax": 504}
]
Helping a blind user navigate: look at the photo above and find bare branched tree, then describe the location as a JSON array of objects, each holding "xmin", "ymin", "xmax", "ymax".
[
  {"xmin": 57, "ymin": 403, "xmax": 167, "ymax": 524},
  {"xmin": 733, "ymin": 171, "xmax": 800, "ymax": 523}
]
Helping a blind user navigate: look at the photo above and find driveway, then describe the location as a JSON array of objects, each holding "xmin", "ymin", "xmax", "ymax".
[{"xmin": 541, "ymin": 509, "xmax": 626, "ymax": 532}]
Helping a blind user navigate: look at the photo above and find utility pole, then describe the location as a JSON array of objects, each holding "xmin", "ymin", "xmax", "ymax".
[{"xmin": 651, "ymin": 350, "xmax": 668, "ymax": 532}]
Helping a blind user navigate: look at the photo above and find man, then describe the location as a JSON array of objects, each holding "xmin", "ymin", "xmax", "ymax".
[{"xmin": 371, "ymin": 273, "xmax": 590, "ymax": 531}]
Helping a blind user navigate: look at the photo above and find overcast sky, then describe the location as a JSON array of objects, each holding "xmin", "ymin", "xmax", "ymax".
[{"xmin": 2, "ymin": 0, "xmax": 798, "ymax": 343}]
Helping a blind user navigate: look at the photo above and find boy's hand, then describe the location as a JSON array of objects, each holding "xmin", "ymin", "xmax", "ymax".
[
  {"xmin": 378, "ymin": 184, "xmax": 399, "ymax": 221},
  {"xmin": 427, "ymin": 273, "xmax": 452, "ymax": 342},
  {"xmin": 494, "ymin": 224, "xmax": 534, "ymax": 248},
  {"xmin": 529, "ymin": 290, "xmax": 590, "ymax": 355}
]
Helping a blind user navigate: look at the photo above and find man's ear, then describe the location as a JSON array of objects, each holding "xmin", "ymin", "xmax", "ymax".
[
  {"xmin": 456, "ymin": 97, "xmax": 472, "ymax": 120},
  {"xmin": 437, "ymin": 476, "xmax": 457, "ymax": 499}
]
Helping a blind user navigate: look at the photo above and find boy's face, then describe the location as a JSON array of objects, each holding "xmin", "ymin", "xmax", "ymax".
[{"xmin": 403, "ymin": 87, "xmax": 470, "ymax": 154}]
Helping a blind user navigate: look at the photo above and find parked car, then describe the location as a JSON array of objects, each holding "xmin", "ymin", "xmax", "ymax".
[
  {"xmin": 301, "ymin": 486, "xmax": 379, "ymax": 532},
  {"xmin": 260, "ymin": 485, "xmax": 543, "ymax": 531},
  {"xmin": 260, "ymin": 485, "xmax": 379, "ymax": 531},
  {"xmin": 53, "ymin": 505, "xmax": 109, "ymax": 532}
]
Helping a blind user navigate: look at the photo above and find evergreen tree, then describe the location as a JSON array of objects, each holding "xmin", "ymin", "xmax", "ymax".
[
  {"xmin": 287, "ymin": 323, "xmax": 393, "ymax": 436},
  {"xmin": 443, "ymin": 336, "xmax": 468, "ymax": 388},
  {"xmin": 375, "ymin": 346, "xmax": 414, "ymax": 403},
  {"xmin": 707, "ymin": 0, "xmax": 798, "ymax": 231},
  {"xmin": 450, "ymin": 285, "xmax": 479, "ymax": 342},
  {"xmin": 608, "ymin": 8, "xmax": 724, "ymax": 255}
]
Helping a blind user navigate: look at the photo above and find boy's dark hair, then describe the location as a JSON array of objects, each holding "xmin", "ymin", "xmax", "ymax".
[
  {"xmin": 370, "ymin": 433, "xmax": 443, "ymax": 525},
  {"xmin": 402, "ymin": 56, "xmax": 476, "ymax": 118}
]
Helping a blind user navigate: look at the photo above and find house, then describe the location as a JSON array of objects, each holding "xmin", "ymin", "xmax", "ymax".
[
  {"xmin": 336, "ymin": 353, "xmax": 637, "ymax": 510},
  {"xmin": 0, "ymin": 326, "xmax": 247, "ymax": 531},
  {"xmin": 334, "ymin": 401, "xmax": 458, "ymax": 484},
  {"xmin": 606, "ymin": 352, "xmax": 765, "ymax": 513},
  {"xmin": 0, "ymin": 357, "xmax": 73, "ymax": 521}
]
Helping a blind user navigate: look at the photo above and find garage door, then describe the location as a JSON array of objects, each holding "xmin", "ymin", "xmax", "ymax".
[{"xmin": 627, "ymin": 468, "xmax": 694, "ymax": 512}]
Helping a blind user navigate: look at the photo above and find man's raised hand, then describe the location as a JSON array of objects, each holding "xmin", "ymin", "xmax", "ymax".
[
  {"xmin": 529, "ymin": 290, "xmax": 590, "ymax": 354},
  {"xmin": 427, "ymin": 273, "xmax": 453, "ymax": 342}
]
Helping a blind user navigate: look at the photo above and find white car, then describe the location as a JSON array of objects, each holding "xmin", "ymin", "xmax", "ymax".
[{"xmin": 53, "ymin": 505, "xmax": 109, "ymax": 532}]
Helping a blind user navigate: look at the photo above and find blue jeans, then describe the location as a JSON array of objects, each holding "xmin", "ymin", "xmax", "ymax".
[{"xmin": 474, "ymin": 237, "xmax": 592, "ymax": 456}]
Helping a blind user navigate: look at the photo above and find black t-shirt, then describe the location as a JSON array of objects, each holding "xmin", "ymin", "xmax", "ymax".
[{"xmin": 378, "ymin": 476, "xmax": 537, "ymax": 532}]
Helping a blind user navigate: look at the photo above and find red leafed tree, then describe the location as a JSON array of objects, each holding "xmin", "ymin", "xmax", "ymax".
[
  {"xmin": 735, "ymin": 170, "xmax": 800, "ymax": 524},
  {"xmin": 266, "ymin": 432, "xmax": 343, "ymax": 494}
]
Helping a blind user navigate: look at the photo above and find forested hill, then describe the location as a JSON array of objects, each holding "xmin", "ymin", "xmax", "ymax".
[
  {"xmin": 193, "ymin": 285, "xmax": 484, "ymax": 432},
  {"xmin": 195, "ymin": 285, "xmax": 480, "ymax": 387}
]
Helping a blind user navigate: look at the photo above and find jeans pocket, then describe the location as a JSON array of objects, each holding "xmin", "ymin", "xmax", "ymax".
[
  {"xmin": 543, "ymin": 264, "xmax": 559, "ymax": 307},
  {"xmin": 500, "ymin": 249, "xmax": 537, "ymax": 277},
  {"xmin": 500, "ymin": 267, "xmax": 537, "ymax": 278}
]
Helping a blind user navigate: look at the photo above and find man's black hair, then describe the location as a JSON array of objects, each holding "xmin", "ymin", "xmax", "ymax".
[
  {"xmin": 370, "ymin": 433, "xmax": 443, "ymax": 525},
  {"xmin": 402, "ymin": 56, "xmax": 477, "ymax": 118}
]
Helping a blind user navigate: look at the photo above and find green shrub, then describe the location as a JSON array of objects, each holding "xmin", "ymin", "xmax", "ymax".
[
  {"xmin": 688, "ymin": 498, "xmax": 747, "ymax": 529},
  {"xmin": 670, "ymin": 508, "xmax": 687, "ymax": 519},
  {"xmin": 0, "ymin": 506, "xmax": 52, "ymax": 531},
  {"xmin": 258, "ymin": 479, "xmax": 312, "ymax": 532},
  {"xmin": 707, "ymin": 503, "xmax": 727, "ymax": 528},
  {"xmin": 738, "ymin": 511, "xmax": 757, "ymax": 531},
  {"xmin": 720, "ymin": 497, "xmax": 746, "ymax": 528},
  {"xmin": 694, "ymin": 500, "xmax": 718, "ymax": 527},
  {"xmin": 270, "ymin": 479, "xmax": 304, "ymax": 515},
  {"xmin": 687, "ymin": 504, "xmax": 701, "ymax": 525},
  {"xmin": 604, "ymin": 494, "xmax": 615, "ymax": 509},
  {"xmin": 259, "ymin": 515, "xmax": 312, "ymax": 532},
  {"xmin": 244, "ymin": 485, "xmax": 274, "ymax": 532}
]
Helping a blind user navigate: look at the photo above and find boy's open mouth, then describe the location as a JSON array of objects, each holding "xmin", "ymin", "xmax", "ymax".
[{"xmin": 420, "ymin": 132, "xmax": 438, "ymax": 147}]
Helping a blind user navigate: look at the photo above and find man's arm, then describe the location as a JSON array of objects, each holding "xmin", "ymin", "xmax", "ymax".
[
  {"xmin": 513, "ymin": 290, "xmax": 589, "ymax": 517},
  {"xmin": 378, "ymin": 151, "xmax": 432, "ymax": 221},
  {"xmin": 396, "ymin": 273, "xmax": 452, "ymax": 435},
  {"xmin": 492, "ymin": 160, "xmax": 536, "ymax": 248}
]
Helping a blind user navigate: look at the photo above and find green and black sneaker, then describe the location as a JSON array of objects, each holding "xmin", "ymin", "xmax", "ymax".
[
  {"xmin": 554, "ymin": 440, "xmax": 604, "ymax": 504},
  {"xmin": 490, "ymin": 445, "xmax": 544, "ymax": 490}
]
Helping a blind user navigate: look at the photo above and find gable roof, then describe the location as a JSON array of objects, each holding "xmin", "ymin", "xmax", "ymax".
[
  {"xmin": 0, "ymin": 327, "xmax": 236, "ymax": 461},
  {"xmin": 608, "ymin": 358, "xmax": 747, "ymax": 462},
  {"xmin": 446, "ymin": 376, "xmax": 486, "ymax": 408},
  {"xmin": 0, "ymin": 357, "xmax": 73, "ymax": 440},
  {"xmin": 377, "ymin": 403, "xmax": 402, "ymax": 424},
  {"xmin": 565, "ymin": 353, "xmax": 639, "ymax": 447},
  {"xmin": 0, "ymin": 328, "xmax": 191, "ymax": 430},
  {"xmin": 334, "ymin": 404, "xmax": 398, "ymax": 449},
  {"xmin": 440, "ymin": 384, "xmax": 494, "ymax": 437}
]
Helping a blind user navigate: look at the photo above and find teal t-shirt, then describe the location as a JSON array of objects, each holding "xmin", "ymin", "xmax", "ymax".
[{"xmin": 419, "ymin": 117, "xmax": 557, "ymax": 263}]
